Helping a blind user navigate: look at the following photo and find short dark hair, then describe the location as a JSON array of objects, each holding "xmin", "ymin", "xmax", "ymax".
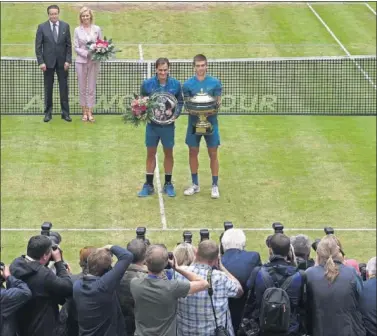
[
  {"xmin": 193, "ymin": 54, "xmax": 207, "ymax": 65},
  {"xmin": 87, "ymin": 249, "xmax": 112, "ymax": 276},
  {"xmin": 127, "ymin": 239, "xmax": 147, "ymax": 264},
  {"xmin": 155, "ymin": 58, "xmax": 170, "ymax": 69},
  {"xmin": 27, "ymin": 235, "xmax": 52, "ymax": 259},
  {"xmin": 145, "ymin": 245, "xmax": 168, "ymax": 273},
  {"xmin": 47, "ymin": 5, "xmax": 60, "ymax": 14},
  {"xmin": 197, "ymin": 240, "xmax": 219, "ymax": 262},
  {"xmin": 270, "ymin": 233, "xmax": 291, "ymax": 257}
]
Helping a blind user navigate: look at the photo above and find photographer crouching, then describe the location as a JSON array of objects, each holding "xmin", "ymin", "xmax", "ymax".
[
  {"xmin": 9, "ymin": 235, "xmax": 73, "ymax": 336},
  {"xmin": 0, "ymin": 262, "xmax": 32, "ymax": 336}
]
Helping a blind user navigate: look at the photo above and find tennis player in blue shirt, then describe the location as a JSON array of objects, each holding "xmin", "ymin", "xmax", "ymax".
[
  {"xmin": 183, "ymin": 54, "xmax": 222, "ymax": 199},
  {"xmin": 138, "ymin": 58, "xmax": 183, "ymax": 197}
]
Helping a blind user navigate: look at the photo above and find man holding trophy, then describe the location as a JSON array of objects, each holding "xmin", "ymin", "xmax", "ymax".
[
  {"xmin": 138, "ymin": 58, "xmax": 184, "ymax": 198},
  {"xmin": 183, "ymin": 54, "xmax": 222, "ymax": 199}
]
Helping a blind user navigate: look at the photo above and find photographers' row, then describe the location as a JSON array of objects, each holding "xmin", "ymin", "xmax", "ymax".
[{"xmin": 1, "ymin": 223, "xmax": 376, "ymax": 336}]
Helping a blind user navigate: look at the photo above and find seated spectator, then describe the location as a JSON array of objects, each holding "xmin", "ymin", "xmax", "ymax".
[
  {"xmin": 73, "ymin": 245, "xmax": 133, "ymax": 336},
  {"xmin": 360, "ymin": 257, "xmax": 376, "ymax": 336},
  {"xmin": 220, "ymin": 228, "xmax": 261, "ymax": 334},
  {"xmin": 173, "ymin": 242, "xmax": 196, "ymax": 266},
  {"xmin": 55, "ymin": 246, "xmax": 97, "ymax": 336},
  {"xmin": 177, "ymin": 240, "xmax": 243, "ymax": 336},
  {"xmin": 0, "ymin": 263, "xmax": 32, "ymax": 336},
  {"xmin": 131, "ymin": 244, "xmax": 208, "ymax": 336},
  {"xmin": 290, "ymin": 234, "xmax": 314, "ymax": 270},
  {"xmin": 306, "ymin": 235, "xmax": 366, "ymax": 336},
  {"xmin": 118, "ymin": 239, "xmax": 148, "ymax": 336},
  {"xmin": 244, "ymin": 233, "xmax": 306, "ymax": 336},
  {"xmin": 10, "ymin": 235, "xmax": 73, "ymax": 336}
]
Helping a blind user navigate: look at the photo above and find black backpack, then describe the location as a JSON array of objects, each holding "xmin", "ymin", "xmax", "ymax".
[{"xmin": 259, "ymin": 268, "xmax": 294, "ymax": 334}]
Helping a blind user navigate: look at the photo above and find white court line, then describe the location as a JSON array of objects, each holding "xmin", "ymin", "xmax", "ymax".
[
  {"xmin": 307, "ymin": 3, "xmax": 376, "ymax": 90},
  {"xmin": 138, "ymin": 43, "xmax": 144, "ymax": 61},
  {"xmin": 365, "ymin": 2, "xmax": 376, "ymax": 15},
  {"xmin": 1, "ymin": 228, "xmax": 375, "ymax": 232},
  {"xmin": 155, "ymin": 152, "xmax": 167, "ymax": 229}
]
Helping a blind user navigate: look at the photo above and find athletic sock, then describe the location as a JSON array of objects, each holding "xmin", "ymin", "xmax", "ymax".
[
  {"xmin": 212, "ymin": 176, "xmax": 218, "ymax": 186},
  {"xmin": 146, "ymin": 174, "xmax": 154, "ymax": 186},
  {"xmin": 165, "ymin": 174, "xmax": 172, "ymax": 185},
  {"xmin": 192, "ymin": 173, "xmax": 199, "ymax": 186}
]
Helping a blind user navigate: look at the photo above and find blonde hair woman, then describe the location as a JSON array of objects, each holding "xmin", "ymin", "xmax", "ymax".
[
  {"xmin": 306, "ymin": 235, "xmax": 366, "ymax": 336},
  {"xmin": 74, "ymin": 7, "xmax": 101, "ymax": 122},
  {"xmin": 173, "ymin": 243, "xmax": 196, "ymax": 267}
]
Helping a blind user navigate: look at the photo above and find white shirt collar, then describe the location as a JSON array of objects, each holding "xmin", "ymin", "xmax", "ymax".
[{"xmin": 49, "ymin": 20, "xmax": 59, "ymax": 27}]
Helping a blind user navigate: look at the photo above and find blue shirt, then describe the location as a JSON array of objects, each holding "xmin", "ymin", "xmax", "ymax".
[
  {"xmin": 140, "ymin": 75, "xmax": 183, "ymax": 118},
  {"xmin": 183, "ymin": 75, "xmax": 222, "ymax": 126}
]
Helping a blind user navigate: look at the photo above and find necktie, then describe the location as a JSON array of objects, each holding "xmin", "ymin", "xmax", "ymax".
[{"xmin": 53, "ymin": 23, "xmax": 58, "ymax": 43}]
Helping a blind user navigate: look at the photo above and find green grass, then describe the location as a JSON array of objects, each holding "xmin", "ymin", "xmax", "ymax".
[{"xmin": 1, "ymin": 115, "xmax": 375, "ymax": 231}]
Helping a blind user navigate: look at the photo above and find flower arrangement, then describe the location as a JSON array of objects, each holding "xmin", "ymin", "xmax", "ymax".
[
  {"xmin": 86, "ymin": 37, "xmax": 120, "ymax": 61},
  {"xmin": 123, "ymin": 95, "xmax": 153, "ymax": 127}
]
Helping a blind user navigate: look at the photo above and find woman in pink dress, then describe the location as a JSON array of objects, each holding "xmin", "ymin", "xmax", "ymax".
[{"xmin": 74, "ymin": 7, "xmax": 101, "ymax": 122}]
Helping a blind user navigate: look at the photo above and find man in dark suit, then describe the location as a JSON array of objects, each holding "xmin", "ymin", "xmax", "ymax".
[{"xmin": 35, "ymin": 4, "xmax": 72, "ymax": 122}]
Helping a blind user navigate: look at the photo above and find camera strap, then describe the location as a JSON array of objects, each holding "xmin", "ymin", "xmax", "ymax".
[{"xmin": 207, "ymin": 269, "xmax": 227, "ymax": 330}]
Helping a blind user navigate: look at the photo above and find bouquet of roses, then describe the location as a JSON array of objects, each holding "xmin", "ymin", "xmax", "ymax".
[
  {"xmin": 86, "ymin": 37, "xmax": 120, "ymax": 61},
  {"xmin": 123, "ymin": 94, "xmax": 153, "ymax": 127}
]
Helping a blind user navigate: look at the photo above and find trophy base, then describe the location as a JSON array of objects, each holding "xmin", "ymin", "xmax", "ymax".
[{"xmin": 193, "ymin": 124, "xmax": 213, "ymax": 136}]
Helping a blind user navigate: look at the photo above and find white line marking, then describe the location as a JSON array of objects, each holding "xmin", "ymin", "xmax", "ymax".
[
  {"xmin": 365, "ymin": 2, "xmax": 376, "ymax": 15},
  {"xmin": 155, "ymin": 152, "xmax": 167, "ymax": 229},
  {"xmin": 138, "ymin": 43, "xmax": 144, "ymax": 61},
  {"xmin": 307, "ymin": 3, "xmax": 376, "ymax": 90},
  {"xmin": 1, "ymin": 228, "xmax": 375, "ymax": 232}
]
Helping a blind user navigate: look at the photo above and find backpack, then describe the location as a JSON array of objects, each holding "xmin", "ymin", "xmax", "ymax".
[{"xmin": 259, "ymin": 268, "xmax": 294, "ymax": 334}]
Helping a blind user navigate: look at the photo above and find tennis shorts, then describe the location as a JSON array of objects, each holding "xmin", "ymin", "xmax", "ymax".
[
  {"xmin": 145, "ymin": 122, "xmax": 175, "ymax": 148},
  {"xmin": 185, "ymin": 123, "xmax": 220, "ymax": 148}
]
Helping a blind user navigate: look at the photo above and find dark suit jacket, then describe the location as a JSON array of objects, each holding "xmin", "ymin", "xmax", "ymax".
[{"xmin": 35, "ymin": 20, "xmax": 72, "ymax": 68}]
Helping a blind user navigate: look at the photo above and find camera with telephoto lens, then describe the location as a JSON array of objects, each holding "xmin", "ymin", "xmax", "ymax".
[
  {"xmin": 220, "ymin": 221, "xmax": 234, "ymax": 255},
  {"xmin": 359, "ymin": 263, "xmax": 367, "ymax": 281},
  {"xmin": 266, "ymin": 222, "xmax": 284, "ymax": 247},
  {"xmin": 136, "ymin": 227, "xmax": 150, "ymax": 246},
  {"xmin": 183, "ymin": 231, "xmax": 193, "ymax": 244},
  {"xmin": 311, "ymin": 227, "xmax": 335, "ymax": 251},
  {"xmin": 165, "ymin": 252, "xmax": 174, "ymax": 270},
  {"xmin": 200, "ymin": 229, "xmax": 210, "ymax": 242},
  {"xmin": 41, "ymin": 222, "xmax": 68, "ymax": 268}
]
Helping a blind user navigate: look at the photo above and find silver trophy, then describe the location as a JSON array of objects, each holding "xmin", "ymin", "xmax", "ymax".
[
  {"xmin": 149, "ymin": 92, "xmax": 178, "ymax": 125},
  {"xmin": 184, "ymin": 89, "xmax": 219, "ymax": 135}
]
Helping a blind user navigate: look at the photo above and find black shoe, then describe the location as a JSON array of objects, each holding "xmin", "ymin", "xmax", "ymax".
[
  {"xmin": 44, "ymin": 115, "xmax": 52, "ymax": 122},
  {"xmin": 61, "ymin": 115, "xmax": 72, "ymax": 122}
]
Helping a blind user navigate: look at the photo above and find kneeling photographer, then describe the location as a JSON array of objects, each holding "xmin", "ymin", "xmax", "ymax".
[
  {"xmin": 10, "ymin": 235, "xmax": 73, "ymax": 336},
  {"xmin": 0, "ymin": 262, "xmax": 32, "ymax": 336}
]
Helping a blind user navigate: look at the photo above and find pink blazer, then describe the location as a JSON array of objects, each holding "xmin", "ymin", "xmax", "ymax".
[{"xmin": 74, "ymin": 25, "xmax": 102, "ymax": 63}]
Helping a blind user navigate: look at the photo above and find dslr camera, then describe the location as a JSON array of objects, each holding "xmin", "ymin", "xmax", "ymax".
[
  {"xmin": 199, "ymin": 229, "xmax": 210, "ymax": 242},
  {"xmin": 311, "ymin": 227, "xmax": 335, "ymax": 251},
  {"xmin": 266, "ymin": 222, "xmax": 284, "ymax": 247},
  {"xmin": 182, "ymin": 231, "xmax": 193, "ymax": 244},
  {"xmin": 359, "ymin": 263, "xmax": 367, "ymax": 281},
  {"xmin": 136, "ymin": 227, "xmax": 150, "ymax": 246},
  {"xmin": 220, "ymin": 221, "xmax": 233, "ymax": 255},
  {"xmin": 41, "ymin": 222, "xmax": 68, "ymax": 267}
]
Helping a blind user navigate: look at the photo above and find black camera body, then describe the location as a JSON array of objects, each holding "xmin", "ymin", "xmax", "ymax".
[
  {"xmin": 224, "ymin": 221, "xmax": 233, "ymax": 231},
  {"xmin": 272, "ymin": 222, "xmax": 284, "ymax": 234},
  {"xmin": 41, "ymin": 222, "xmax": 62, "ymax": 250},
  {"xmin": 0, "ymin": 261, "xmax": 4, "ymax": 271},
  {"xmin": 183, "ymin": 231, "xmax": 193, "ymax": 244},
  {"xmin": 359, "ymin": 263, "xmax": 367, "ymax": 281},
  {"xmin": 312, "ymin": 227, "xmax": 335, "ymax": 251},
  {"xmin": 200, "ymin": 229, "xmax": 210, "ymax": 242},
  {"xmin": 136, "ymin": 227, "xmax": 150, "ymax": 245}
]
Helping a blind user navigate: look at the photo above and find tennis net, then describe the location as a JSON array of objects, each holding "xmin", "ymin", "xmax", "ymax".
[{"xmin": 0, "ymin": 55, "xmax": 376, "ymax": 115}]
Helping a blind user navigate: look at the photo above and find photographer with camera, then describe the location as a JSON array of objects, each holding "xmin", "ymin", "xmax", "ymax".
[
  {"xmin": 176, "ymin": 240, "xmax": 243, "ymax": 336},
  {"xmin": 10, "ymin": 235, "xmax": 73, "ymax": 336},
  {"xmin": 305, "ymin": 234, "xmax": 366, "ymax": 336},
  {"xmin": 0, "ymin": 263, "xmax": 32, "ymax": 336},
  {"xmin": 360, "ymin": 257, "xmax": 376, "ymax": 336},
  {"xmin": 131, "ymin": 244, "xmax": 209, "ymax": 336},
  {"xmin": 241, "ymin": 233, "xmax": 306, "ymax": 336},
  {"xmin": 118, "ymin": 239, "xmax": 149, "ymax": 336},
  {"xmin": 173, "ymin": 242, "xmax": 196, "ymax": 267},
  {"xmin": 290, "ymin": 235, "xmax": 315, "ymax": 271},
  {"xmin": 73, "ymin": 244, "xmax": 133, "ymax": 336},
  {"xmin": 220, "ymin": 228, "xmax": 261, "ymax": 334}
]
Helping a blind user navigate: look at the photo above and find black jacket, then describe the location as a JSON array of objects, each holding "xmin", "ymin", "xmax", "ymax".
[
  {"xmin": 35, "ymin": 20, "xmax": 72, "ymax": 68},
  {"xmin": 0, "ymin": 276, "xmax": 32, "ymax": 336},
  {"xmin": 10, "ymin": 256, "xmax": 73, "ymax": 336}
]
